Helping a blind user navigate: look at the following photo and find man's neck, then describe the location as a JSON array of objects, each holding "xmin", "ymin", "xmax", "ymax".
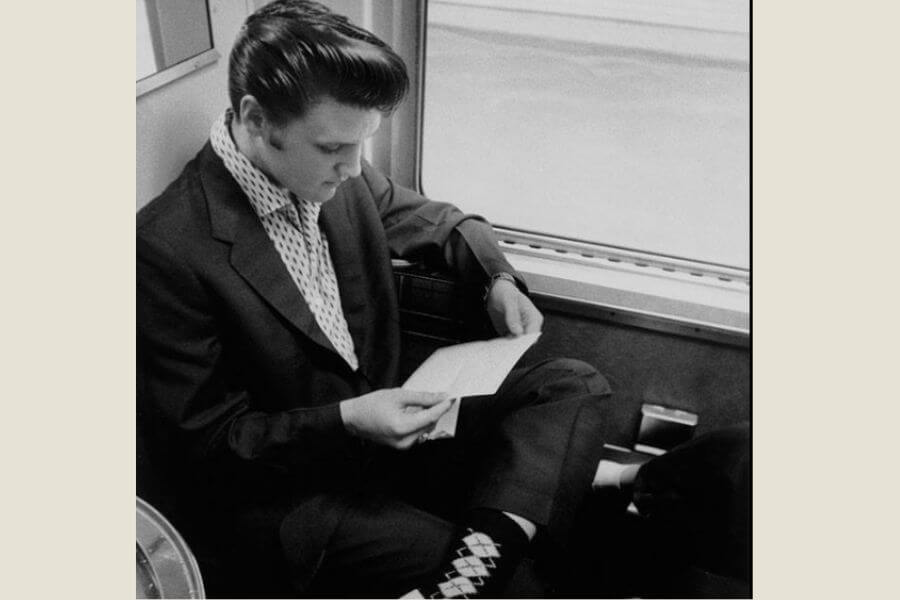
[{"xmin": 229, "ymin": 117, "xmax": 283, "ymax": 190}]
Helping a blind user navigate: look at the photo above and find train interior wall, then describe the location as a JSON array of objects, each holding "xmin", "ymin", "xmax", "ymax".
[{"xmin": 396, "ymin": 278, "xmax": 750, "ymax": 447}]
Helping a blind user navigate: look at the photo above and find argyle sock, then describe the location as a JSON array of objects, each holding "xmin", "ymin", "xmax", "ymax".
[{"xmin": 411, "ymin": 508, "xmax": 531, "ymax": 599}]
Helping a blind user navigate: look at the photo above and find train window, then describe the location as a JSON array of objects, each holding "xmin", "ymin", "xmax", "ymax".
[
  {"xmin": 421, "ymin": 0, "xmax": 749, "ymax": 270},
  {"xmin": 136, "ymin": 0, "xmax": 218, "ymax": 97}
]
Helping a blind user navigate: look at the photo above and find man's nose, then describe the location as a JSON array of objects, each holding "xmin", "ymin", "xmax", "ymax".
[{"xmin": 337, "ymin": 145, "xmax": 363, "ymax": 179}]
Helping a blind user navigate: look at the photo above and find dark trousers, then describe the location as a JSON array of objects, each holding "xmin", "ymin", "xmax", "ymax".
[
  {"xmin": 633, "ymin": 422, "xmax": 751, "ymax": 582},
  {"xmin": 549, "ymin": 424, "xmax": 751, "ymax": 598},
  {"xmin": 286, "ymin": 358, "xmax": 614, "ymax": 598}
]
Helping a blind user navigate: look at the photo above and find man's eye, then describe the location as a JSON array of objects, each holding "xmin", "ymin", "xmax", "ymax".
[{"xmin": 319, "ymin": 145, "xmax": 342, "ymax": 155}]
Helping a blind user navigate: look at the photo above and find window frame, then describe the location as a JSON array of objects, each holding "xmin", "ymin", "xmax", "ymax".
[
  {"xmin": 373, "ymin": 0, "xmax": 750, "ymax": 346},
  {"xmin": 136, "ymin": 0, "xmax": 219, "ymax": 98}
]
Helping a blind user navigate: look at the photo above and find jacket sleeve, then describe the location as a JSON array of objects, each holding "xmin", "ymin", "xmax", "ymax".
[
  {"xmin": 360, "ymin": 162, "xmax": 528, "ymax": 291},
  {"xmin": 137, "ymin": 230, "xmax": 349, "ymax": 469}
]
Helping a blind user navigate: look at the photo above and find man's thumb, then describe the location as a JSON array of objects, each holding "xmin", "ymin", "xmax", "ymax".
[{"xmin": 506, "ymin": 306, "xmax": 524, "ymax": 336}]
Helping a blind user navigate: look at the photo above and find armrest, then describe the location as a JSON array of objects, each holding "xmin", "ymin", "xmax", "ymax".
[{"xmin": 392, "ymin": 261, "xmax": 494, "ymax": 344}]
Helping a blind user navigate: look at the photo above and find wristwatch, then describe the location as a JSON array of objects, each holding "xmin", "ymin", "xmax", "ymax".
[{"xmin": 482, "ymin": 272, "xmax": 519, "ymax": 303}]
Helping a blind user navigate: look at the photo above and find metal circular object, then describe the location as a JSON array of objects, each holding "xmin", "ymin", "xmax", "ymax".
[{"xmin": 136, "ymin": 497, "xmax": 205, "ymax": 599}]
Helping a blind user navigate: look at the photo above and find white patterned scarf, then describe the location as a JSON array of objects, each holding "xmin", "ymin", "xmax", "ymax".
[{"xmin": 210, "ymin": 110, "xmax": 359, "ymax": 371}]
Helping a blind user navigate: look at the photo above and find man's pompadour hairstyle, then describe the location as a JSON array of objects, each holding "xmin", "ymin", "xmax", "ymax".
[{"xmin": 229, "ymin": 0, "xmax": 410, "ymax": 124}]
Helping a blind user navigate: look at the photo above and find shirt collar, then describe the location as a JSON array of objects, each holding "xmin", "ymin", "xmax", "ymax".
[{"xmin": 210, "ymin": 109, "xmax": 295, "ymax": 219}]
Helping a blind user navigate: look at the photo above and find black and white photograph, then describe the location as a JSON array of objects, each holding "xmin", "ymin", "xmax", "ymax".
[{"xmin": 135, "ymin": 1, "xmax": 750, "ymax": 597}]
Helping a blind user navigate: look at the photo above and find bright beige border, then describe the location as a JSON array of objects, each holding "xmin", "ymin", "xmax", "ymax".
[
  {"xmin": 9, "ymin": 1, "xmax": 897, "ymax": 598},
  {"xmin": 751, "ymin": 1, "xmax": 899, "ymax": 598},
  {"xmin": 6, "ymin": 1, "xmax": 135, "ymax": 598}
]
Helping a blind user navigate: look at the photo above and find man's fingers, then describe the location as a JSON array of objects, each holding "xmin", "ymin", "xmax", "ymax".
[
  {"xmin": 504, "ymin": 299, "xmax": 525, "ymax": 336},
  {"xmin": 522, "ymin": 303, "xmax": 544, "ymax": 333},
  {"xmin": 406, "ymin": 397, "xmax": 455, "ymax": 430},
  {"xmin": 397, "ymin": 418, "xmax": 441, "ymax": 449},
  {"xmin": 399, "ymin": 390, "xmax": 449, "ymax": 408},
  {"xmin": 506, "ymin": 318, "xmax": 524, "ymax": 336}
]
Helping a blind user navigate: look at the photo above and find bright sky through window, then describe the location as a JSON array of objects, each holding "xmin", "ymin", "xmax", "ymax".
[{"xmin": 423, "ymin": 0, "xmax": 749, "ymax": 268}]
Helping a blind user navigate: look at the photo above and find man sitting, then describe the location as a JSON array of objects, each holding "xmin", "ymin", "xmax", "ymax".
[{"xmin": 137, "ymin": 2, "xmax": 747, "ymax": 597}]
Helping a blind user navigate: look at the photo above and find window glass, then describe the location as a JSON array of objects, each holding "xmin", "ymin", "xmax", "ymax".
[
  {"xmin": 422, "ymin": 0, "xmax": 749, "ymax": 269},
  {"xmin": 136, "ymin": 0, "xmax": 213, "ymax": 81}
]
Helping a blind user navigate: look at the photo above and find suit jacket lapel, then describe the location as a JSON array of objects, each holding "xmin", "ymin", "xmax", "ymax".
[
  {"xmin": 320, "ymin": 188, "xmax": 372, "ymax": 380},
  {"xmin": 198, "ymin": 144, "xmax": 339, "ymax": 357}
]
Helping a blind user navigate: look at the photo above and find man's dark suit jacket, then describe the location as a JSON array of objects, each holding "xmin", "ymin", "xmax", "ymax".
[{"xmin": 137, "ymin": 142, "xmax": 521, "ymax": 584}]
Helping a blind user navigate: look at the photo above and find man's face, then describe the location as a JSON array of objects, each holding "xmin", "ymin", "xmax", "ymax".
[{"xmin": 259, "ymin": 97, "xmax": 383, "ymax": 203}]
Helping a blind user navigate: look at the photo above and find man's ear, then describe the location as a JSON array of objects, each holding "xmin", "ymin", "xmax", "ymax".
[
  {"xmin": 237, "ymin": 95, "xmax": 270, "ymax": 139},
  {"xmin": 238, "ymin": 95, "xmax": 285, "ymax": 151}
]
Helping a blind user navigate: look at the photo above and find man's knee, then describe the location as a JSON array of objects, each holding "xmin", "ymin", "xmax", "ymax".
[
  {"xmin": 532, "ymin": 357, "xmax": 613, "ymax": 398},
  {"xmin": 489, "ymin": 357, "xmax": 613, "ymax": 417}
]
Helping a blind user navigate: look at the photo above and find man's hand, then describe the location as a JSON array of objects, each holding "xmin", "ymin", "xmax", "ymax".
[
  {"xmin": 486, "ymin": 279, "xmax": 543, "ymax": 337},
  {"xmin": 339, "ymin": 389, "xmax": 454, "ymax": 449}
]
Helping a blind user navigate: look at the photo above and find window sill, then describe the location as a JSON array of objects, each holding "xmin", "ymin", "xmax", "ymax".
[{"xmin": 497, "ymin": 229, "xmax": 749, "ymax": 347}]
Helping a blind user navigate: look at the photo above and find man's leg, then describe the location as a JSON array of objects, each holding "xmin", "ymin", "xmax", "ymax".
[
  {"xmin": 461, "ymin": 358, "xmax": 616, "ymax": 545},
  {"xmin": 227, "ymin": 359, "xmax": 614, "ymax": 598},
  {"xmin": 297, "ymin": 491, "xmax": 455, "ymax": 598},
  {"xmin": 288, "ymin": 491, "xmax": 542, "ymax": 598},
  {"xmin": 591, "ymin": 422, "xmax": 751, "ymax": 581},
  {"xmin": 379, "ymin": 358, "xmax": 615, "ymax": 533},
  {"xmin": 393, "ymin": 358, "xmax": 618, "ymax": 597},
  {"xmin": 631, "ymin": 422, "xmax": 751, "ymax": 580}
]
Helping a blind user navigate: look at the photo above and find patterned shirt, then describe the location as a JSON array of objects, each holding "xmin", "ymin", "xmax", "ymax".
[{"xmin": 209, "ymin": 110, "xmax": 359, "ymax": 371}]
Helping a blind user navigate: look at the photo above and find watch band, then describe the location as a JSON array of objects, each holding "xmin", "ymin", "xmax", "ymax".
[{"xmin": 483, "ymin": 272, "xmax": 519, "ymax": 303}]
